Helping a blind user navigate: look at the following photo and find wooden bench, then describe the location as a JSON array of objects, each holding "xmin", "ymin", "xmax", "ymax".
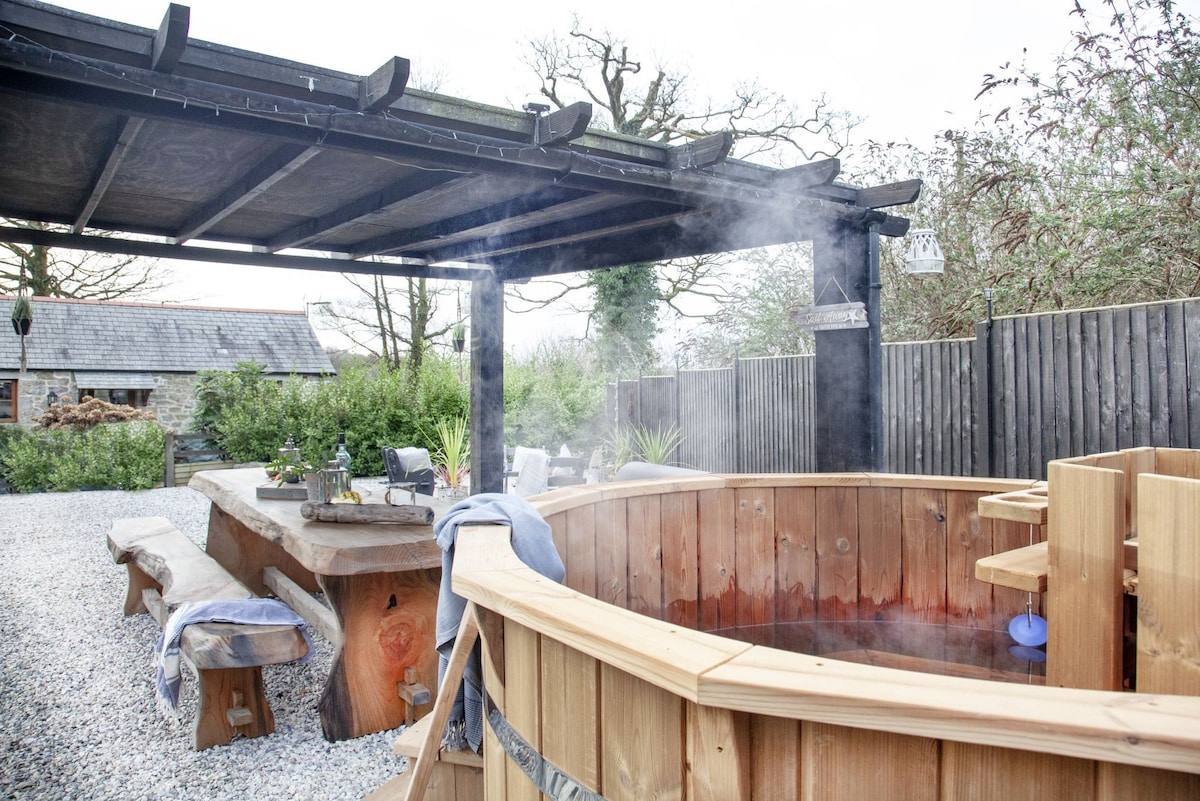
[{"xmin": 107, "ymin": 517, "xmax": 310, "ymax": 750}]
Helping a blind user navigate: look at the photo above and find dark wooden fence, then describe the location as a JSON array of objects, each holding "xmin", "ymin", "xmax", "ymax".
[{"xmin": 610, "ymin": 298, "xmax": 1200, "ymax": 480}]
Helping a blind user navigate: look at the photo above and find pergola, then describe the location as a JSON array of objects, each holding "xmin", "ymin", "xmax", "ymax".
[{"xmin": 0, "ymin": 0, "xmax": 920, "ymax": 489}]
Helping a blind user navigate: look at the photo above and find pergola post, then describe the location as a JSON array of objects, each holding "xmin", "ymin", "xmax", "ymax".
[
  {"xmin": 469, "ymin": 270, "xmax": 505, "ymax": 494},
  {"xmin": 812, "ymin": 223, "xmax": 883, "ymax": 472}
]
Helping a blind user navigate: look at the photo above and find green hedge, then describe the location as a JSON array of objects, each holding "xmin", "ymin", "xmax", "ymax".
[
  {"xmin": 0, "ymin": 420, "xmax": 166, "ymax": 492},
  {"xmin": 192, "ymin": 358, "xmax": 470, "ymax": 477}
]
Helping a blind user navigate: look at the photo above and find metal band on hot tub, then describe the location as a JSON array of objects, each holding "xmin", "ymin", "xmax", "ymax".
[{"xmin": 484, "ymin": 690, "xmax": 607, "ymax": 801}]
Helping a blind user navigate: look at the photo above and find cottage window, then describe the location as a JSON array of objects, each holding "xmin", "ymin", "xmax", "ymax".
[
  {"xmin": 79, "ymin": 387, "xmax": 152, "ymax": 409},
  {"xmin": 0, "ymin": 379, "xmax": 15, "ymax": 422}
]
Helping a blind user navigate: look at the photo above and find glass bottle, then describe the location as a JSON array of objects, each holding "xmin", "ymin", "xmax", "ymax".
[{"xmin": 335, "ymin": 432, "xmax": 352, "ymax": 473}]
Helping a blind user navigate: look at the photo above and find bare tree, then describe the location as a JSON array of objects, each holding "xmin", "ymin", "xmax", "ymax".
[
  {"xmin": 1, "ymin": 220, "xmax": 164, "ymax": 299},
  {"xmin": 317, "ymin": 272, "xmax": 457, "ymax": 376},
  {"xmin": 511, "ymin": 17, "xmax": 855, "ymax": 369}
]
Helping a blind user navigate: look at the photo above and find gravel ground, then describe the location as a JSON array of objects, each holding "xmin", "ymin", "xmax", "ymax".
[{"xmin": 0, "ymin": 485, "xmax": 407, "ymax": 801}]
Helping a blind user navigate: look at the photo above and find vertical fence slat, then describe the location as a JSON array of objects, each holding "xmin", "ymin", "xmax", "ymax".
[
  {"xmin": 1098, "ymin": 310, "xmax": 1118, "ymax": 456},
  {"xmin": 1053, "ymin": 313, "xmax": 1072, "ymax": 463},
  {"xmin": 1082, "ymin": 312, "xmax": 1102, "ymax": 457},
  {"xmin": 1014, "ymin": 316, "xmax": 1031, "ymax": 478},
  {"xmin": 1166, "ymin": 302, "xmax": 1189, "ymax": 448},
  {"xmin": 1148, "ymin": 304, "xmax": 1170, "ymax": 447},
  {"xmin": 1025, "ymin": 315, "xmax": 1044, "ymax": 477},
  {"xmin": 1114, "ymin": 308, "xmax": 1134, "ymax": 451},
  {"xmin": 1131, "ymin": 305, "xmax": 1152, "ymax": 447}
]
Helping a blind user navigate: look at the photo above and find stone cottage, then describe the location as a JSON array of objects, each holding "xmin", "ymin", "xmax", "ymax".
[{"xmin": 0, "ymin": 295, "xmax": 335, "ymax": 430}]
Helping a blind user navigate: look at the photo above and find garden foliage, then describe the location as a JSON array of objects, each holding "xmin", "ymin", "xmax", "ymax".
[{"xmin": 191, "ymin": 357, "xmax": 471, "ymax": 477}]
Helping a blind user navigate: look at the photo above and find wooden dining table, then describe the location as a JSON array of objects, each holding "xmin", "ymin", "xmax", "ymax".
[{"xmin": 188, "ymin": 467, "xmax": 449, "ymax": 741}]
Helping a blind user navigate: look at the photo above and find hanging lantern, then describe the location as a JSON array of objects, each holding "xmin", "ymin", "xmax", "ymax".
[{"xmin": 904, "ymin": 229, "xmax": 945, "ymax": 275}]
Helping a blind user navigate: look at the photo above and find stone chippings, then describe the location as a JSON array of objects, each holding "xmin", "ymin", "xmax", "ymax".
[{"xmin": 0, "ymin": 486, "xmax": 406, "ymax": 800}]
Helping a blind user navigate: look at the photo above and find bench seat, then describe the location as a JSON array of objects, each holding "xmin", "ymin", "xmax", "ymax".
[{"xmin": 108, "ymin": 516, "xmax": 309, "ymax": 749}]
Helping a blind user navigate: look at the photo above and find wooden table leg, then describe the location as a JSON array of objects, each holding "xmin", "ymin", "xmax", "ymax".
[
  {"xmin": 205, "ymin": 504, "xmax": 318, "ymax": 595},
  {"xmin": 317, "ymin": 568, "xmax": 440, "ymax": 741}
]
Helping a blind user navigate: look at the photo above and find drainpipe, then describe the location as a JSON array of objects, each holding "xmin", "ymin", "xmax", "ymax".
[{"xmin": 868, "ymin": 224, "xmax": 883, "ymax": 472}]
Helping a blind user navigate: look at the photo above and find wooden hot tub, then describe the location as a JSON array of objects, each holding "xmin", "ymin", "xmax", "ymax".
[{"xmin": 448, "ymin": 473, "xmax": 1200, "ymax": 800}]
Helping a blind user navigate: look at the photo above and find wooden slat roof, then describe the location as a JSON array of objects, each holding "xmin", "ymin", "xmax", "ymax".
[{"xmin": 0, "ymin": 0, "xmax": 917, "ymax": 283}]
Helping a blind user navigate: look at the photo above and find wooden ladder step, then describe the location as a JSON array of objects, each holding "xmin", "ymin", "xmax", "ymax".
[{"xmin": 392, "ymin": 714, "xmax": 483, "ymax": 768}]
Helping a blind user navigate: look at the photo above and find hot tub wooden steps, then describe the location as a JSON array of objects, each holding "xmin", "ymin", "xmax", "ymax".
[
  {"xmin": 974, "ymin": 539, "xmax": 1139, "ymax": 595},
  {"xmin": 364, "ymin": 705, "xmax": 483, "ymax": 801},
  {"xmin": 368, "ymin": 605, "xmax": 483, "ymax": 801}
]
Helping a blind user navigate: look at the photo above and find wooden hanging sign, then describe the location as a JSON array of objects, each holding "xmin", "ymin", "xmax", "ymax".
[{"xmin": 793, "ymin": 301, "xmax": 869, "ymax": 331}]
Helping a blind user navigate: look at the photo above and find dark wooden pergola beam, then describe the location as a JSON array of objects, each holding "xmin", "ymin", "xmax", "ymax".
[
  {"xmin": 0, "ymin": 40, "xmax": 901, "ymax": 240},
  {"xmin": 532, "ymin": 102, "xmax": 592, "ymax": 146},
  {"xmin": 0, "ymin": 226, "xmax": 489, "ymax": 282},
  {"xmin": 665, "ymin": 132, "xmax": 734, "ymax": 170},
  {"xmin": 150, "ymin": 4, "xmax": 190, "ymax": 73},
  {"xmin": 491, "ymin": 203, "xmax": 897, "ymax": 280},
  {"xmin": 356, "ymin": 190, "xmax": 626, "ymax": 257},
  {"xmin": 425, "ymin": 201, "xmax": 696, "ymax": 264},
  {"xmin": 72, "ymin": 117, "xmax": 145, "ymax": 234},
  {"xmin": 358, "ymin": 57, "xmax": 409, "ymax": 112},
  {"xmin": 267, "ymin": 106, "xmax": 585, "ymax": 252},
  {"xmin": 264, "ymin": 172, "xmax": 507, "ymax": 252},
  {"xmin": 71, "ymin": 3, "xmax": 189, "ymax": 234},
  {"xmin": 172, "ymin": 144, "xmax": 323, "ymax": 244},
  {"xmin": 856, "ymin": 179, "xmax": 923, "ymax": 209},
  {"xmin": 770, "ymin": 157, "xmax": 842, "ymax": 191}
]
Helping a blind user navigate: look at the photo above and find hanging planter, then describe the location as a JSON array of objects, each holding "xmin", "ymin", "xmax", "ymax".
[
  {"xmin": 452, "ymin": 322, "xmax": 466, "ymax": 353},
  {"xmin": 10, "ymin": 295, "xmax": 31, "ymax": 336}
]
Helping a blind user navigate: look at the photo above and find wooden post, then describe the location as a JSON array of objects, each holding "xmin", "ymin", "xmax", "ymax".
[
  {"xmin": 1137, "ymin": 473, "xmax": 1200, "ymax": 696},
  {"xmin": 812, "ymin": 222, "xmax": 879, "ymax": 471},
  {"xmin": 973, "ymin": 321, "xmax": 993, "ymax": 478},
  {"xmin": 1046, "ymin": 459, "xmax": 1125, "ymax": 690},
  {"xmin": 164, "ymin": 431, "xmax": 176, "ymax": 488},
  {"xmin": 470, "ymin": 270, "xmax": 504, "ymax": 494}
]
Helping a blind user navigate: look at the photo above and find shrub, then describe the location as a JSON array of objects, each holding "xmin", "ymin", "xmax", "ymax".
[
  {"xmin": 504, "ymin": 341, "xmax": 605, "ymax": 451},
  {"xmin": 191, "ymin": 356, "xmax": 469, "ymax": 478},
  {"xmin": 36, "ymin": 395, "xmax": 156, "ymax": 431},
  {"xmin": 0, "ymin": 420, "xmax": 166, "ymax": 492}
]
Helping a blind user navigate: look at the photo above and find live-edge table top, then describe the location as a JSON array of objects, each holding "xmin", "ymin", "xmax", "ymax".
[{"xmin": 189, "ymin": 467, "xmax": 447, "ymax": 576}]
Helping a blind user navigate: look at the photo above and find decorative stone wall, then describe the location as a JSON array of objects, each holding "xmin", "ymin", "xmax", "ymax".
[
  {"xmin": 147, "ymin": 373, "xmax": 202, "ymax": 432},
  {"xmin": 6, "ymin": 370, "xmax": 201, "ymax": 431},
  {"xmin": 14, "ymin": 370, "xmax": 72, "ymax": 426}
]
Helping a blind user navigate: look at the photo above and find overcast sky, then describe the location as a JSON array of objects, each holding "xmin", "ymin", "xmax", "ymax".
[{"xmin": 42, "ymin": 0, "xmax": 1200, "ymax": 352}]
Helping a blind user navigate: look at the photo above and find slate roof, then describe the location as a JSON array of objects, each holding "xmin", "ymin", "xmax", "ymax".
[{"xmin": 0, "ymin": 295, "xmax": 334, "ymax": 376}]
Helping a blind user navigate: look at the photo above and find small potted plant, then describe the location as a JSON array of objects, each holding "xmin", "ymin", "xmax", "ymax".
[
  {"xmin": 431, "ymin": 416, "xmax": 470, "ymax": 498},
  {"xmin": 11, "ymin": 295, "xmax": 31, "ymax": 336},
  {"xmin": 264, "ymin": 450, "xmax": 313, "ymax": 485},
  {"xmin": 451, "ymin": 322, "xmax": 466, "ymax": 354}
]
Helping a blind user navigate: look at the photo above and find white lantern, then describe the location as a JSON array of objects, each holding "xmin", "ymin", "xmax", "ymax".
[{"xmin": 904, "ymin": 229, "xmax": 944, "ymax": 275}]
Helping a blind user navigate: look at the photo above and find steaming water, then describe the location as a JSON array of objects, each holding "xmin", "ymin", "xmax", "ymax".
[{"xmin": 709, "ymin": 620, "xmax": 1047, "ymax": 684}]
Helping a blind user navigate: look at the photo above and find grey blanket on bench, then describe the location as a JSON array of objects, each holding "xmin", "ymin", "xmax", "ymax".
[{"xmin": 156, "ymin": 598, "xmax": 313, "ymax": 713}]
